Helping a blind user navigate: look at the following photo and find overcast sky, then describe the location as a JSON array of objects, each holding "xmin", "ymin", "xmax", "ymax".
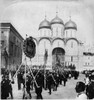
[{"xmin": 0, "ymin": 0, "xmax": 94, "ymax": 45}]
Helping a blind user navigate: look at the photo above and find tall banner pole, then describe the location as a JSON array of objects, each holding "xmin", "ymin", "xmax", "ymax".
[
  {"xmin": 22, "ymin": 36, "xmax": 36, "ymax": 98},
  {"xmin": 24, "ymin": 56, "xmax": 27, "ymax": 96},
  {"xmin": 44, "ymin": 49, "xmax": 48, "ymax": 89},
  {"xmin": 44, "ymin": 62, "xmax": 46, "ymax": 89}
]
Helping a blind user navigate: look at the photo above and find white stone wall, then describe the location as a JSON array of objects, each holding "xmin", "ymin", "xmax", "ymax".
[
  {"xmin": 39, "ymin": 28, "xmax": 52, "ymax": 37},
  {"xmin": 65, "ymin": 29, "xmax": 77, "ymax": 38},
  {"xmin": 51, "ymin": 24, "xmax": 64, "ymax": 38},
  {"xmin": 1, "ymin": 28, "xmax": 9, "ymax": 68},
  {"xmin": 66, "ymin": 39, "xmax": 78, "ymax": 55},
  {"xmin": 52, "ymin": 39, "xmax": 65, "ymax": 49},
  {"xmin": 38, "ymin": 39, "xmax": 52, "ymax": 65}
]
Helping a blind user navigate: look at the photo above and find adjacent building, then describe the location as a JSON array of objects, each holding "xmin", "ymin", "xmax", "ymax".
[
  {"xmin": 0, "ymin": 23, "xmax": 24, "ymax": 71},
  {"xmin": 83, "ymin": 44, "xmax": 94, "ymax": 70}
]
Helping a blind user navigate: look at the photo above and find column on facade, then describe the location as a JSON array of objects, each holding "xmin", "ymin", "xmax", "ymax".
[{"xmin": 49, "ymin": 42, "xmax": 52, "ymax": 69}]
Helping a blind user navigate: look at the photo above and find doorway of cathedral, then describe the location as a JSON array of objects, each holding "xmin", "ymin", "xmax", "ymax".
[{"xmin": 52, "ymin": 47, "xmax": 65, "ymax": 70}]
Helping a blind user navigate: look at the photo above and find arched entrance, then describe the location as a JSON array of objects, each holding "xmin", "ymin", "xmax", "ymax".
[{"xmin": 52, "ymin": 47, "xmax": 65, "ymax": 69}]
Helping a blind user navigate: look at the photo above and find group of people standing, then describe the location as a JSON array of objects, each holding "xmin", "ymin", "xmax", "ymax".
[
  {"xmin": 16, "ymin": 69, "xmax": 69, "ymax": 99},
  {"xmin": 1, "ymin": 68, "xmax": 79, "ymax": 99},
  {"xmin": 1, "ymin": 68, "xmax": 94, "ymax": 99}
]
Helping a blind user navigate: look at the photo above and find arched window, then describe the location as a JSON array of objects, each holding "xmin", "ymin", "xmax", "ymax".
[
  {"xmin": 71, "ymin": 42, "xmax": 73, "ymax": 48},
  {"xmin": 56, "ymin": 27, "xmax": 58, "ymax": 36},
  {"xmin": 71, "ymin": 56, "xmax": 73, "ymax": 62},
  {"xmin": 61, "ymin": 28, "xmax": 62, "ymax": 36},
  {"xmin": 53, "ymin": 28, "xmax": 56, "ymax": 37},
  {"xmin": 71, "ymin": 30, "xmax": 72, "ymax": 37},
  {"xmin": 44, "ymin": 29, "xmax": 46, "ymax": 36},
  {"xmin": 66, "ymin": 31, "xmax": 68, "ymax": 38},
  {"xmin": 40, "ymin": 30, "xmax": 42, "ymax": 37}
]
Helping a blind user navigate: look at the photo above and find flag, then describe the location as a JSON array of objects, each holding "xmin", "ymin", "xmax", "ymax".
[{"xmin": 44, "ymin": 49, "xmax": 48, "ymax": 65}]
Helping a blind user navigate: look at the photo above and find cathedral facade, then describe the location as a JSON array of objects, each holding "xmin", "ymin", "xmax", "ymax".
[{"xmin": 31, "ymin": 14, "xmax": 84, "ymax": 71}]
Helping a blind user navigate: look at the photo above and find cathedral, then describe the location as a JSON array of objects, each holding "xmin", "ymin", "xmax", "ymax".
[{"xmin": 30, "ymin": 13, "xmax": 84, "ymax": 71}]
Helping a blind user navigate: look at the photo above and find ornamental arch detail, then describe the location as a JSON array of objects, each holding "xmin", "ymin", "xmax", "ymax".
[
  {"xmin": 52, "ymin": 39, "xmax": 65, "ymax": 50},
  {"xmin": 38, "ymin": 38, "xmax": 51, "ymax": 65}
]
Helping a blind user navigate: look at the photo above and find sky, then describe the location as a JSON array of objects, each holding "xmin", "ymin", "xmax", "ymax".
[{"xmin": 0, "ymin": 0, "xmax": 94, "ymax": 45}]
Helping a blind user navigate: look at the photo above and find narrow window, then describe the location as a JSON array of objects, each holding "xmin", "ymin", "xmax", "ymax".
[
  {"xmin": 71, "ymin": 30, "xmax": 72, "ymax": 37},
  {"xmin": 71, "ymin": 56, "xmax": 73, "ymax": 62},
  {"xmin": 56, "ymin": 27, "xmax": 58, "ymax": 36},
  {"xmin": 71, "ymin": 42, "xmax": 73, "ymax": 48},
  {"xmin": 66, "ymin": 31, "xmax": 67, "ymax": 37}
]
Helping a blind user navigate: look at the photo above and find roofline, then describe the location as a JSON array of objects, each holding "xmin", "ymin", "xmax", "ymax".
[
  {"xmin": 65, "ymin": 27, "xmax": 77, "ymax": 30},
  {"xmin": 0, "ymin": 23, "xmax": 24, "ymax": 40},
  {"xmin": 39, "ymin": 26, "xmax": 51, "ymax": 30},
  {"xmin": 51, "ymin": 22, "xmax": 64, "ymax": 25}
]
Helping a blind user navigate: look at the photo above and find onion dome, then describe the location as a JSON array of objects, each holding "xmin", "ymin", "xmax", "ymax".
[
  {"xmin": 51, "ymin": 15, "xmax": 64, "ymax": 25},
  {"xmin": 65, "ymin": 19, "xmax": 77, "ymax": 30},
  {"xmin": 39, "ymin": 19, "xmax": 51, "ymax": 30}
]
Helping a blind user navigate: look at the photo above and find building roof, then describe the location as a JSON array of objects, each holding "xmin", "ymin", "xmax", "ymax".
[
  {"xmin": 51, "ymin": 15, "xmax": 64, "ymax": 25},
  {"xmin": 39, "ymin": 19, "xmax": 51, "ymax": 30},
  {"xmin": 0, "ymin": 23, "xmax": 24, "ymax": 40},
  {"xmin": 65, "ymin": 19, "xmax": 77, "ymax": 30}
]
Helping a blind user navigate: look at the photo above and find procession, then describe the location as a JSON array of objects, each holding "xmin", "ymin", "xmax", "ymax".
[
  {"xmin": 0, "ymin": 0, "xmax": 94, "ymax": 99},
  {"xmin": 1, "ymin": 36, "xmax": 94, "ymax": 99},
  {"xmin": 1, "ymin": 61, "xmax": 94, "ymax": 99}
]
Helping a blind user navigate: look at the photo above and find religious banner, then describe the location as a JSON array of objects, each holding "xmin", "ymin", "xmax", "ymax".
[
  {"xmin": 44, "ymin": 49, "xmax": 48, "ymax": 65},
  {"xmin": 23, "ymin": 36, "xmax": 36, "ymax": 59}
]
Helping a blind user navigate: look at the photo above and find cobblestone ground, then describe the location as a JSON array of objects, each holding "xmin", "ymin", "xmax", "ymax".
[{"xmin": 10, "ymin": 73, "xmax": 85, "ymax": 99}]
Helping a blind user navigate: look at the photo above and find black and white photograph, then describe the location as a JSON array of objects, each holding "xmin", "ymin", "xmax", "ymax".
[{"xmin": 0, "ymin": 0, "xmax": 94, "ymax": 99}]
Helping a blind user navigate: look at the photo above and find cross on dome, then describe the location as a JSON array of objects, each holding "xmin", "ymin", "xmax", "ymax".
[
  {"xmin": 45, "ymin": 11, "xmax": 47, "ymax": 20},
  {"xmin": 56, "ymin": 6, "xmax": 58, "ymax": 17},
  {"xmin": 65, "ymin": 16, "xmax": 77, "ymax": 30},
  {"xmin": 50, "ymin": 6, "xmax": 64, "ymax": 25},
  {"xmin": 39, "ymin": 12, "xmax": 51, "ymax": 30},
  {"xmin": 69, "ymin": 15, "xmax": 71, "ymax": 20}
]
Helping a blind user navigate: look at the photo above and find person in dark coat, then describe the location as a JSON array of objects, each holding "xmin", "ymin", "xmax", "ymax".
[
  {"xmin": 59, "ymin": 73, "xmax": 63, "ymax": 85},
  {"xmin": 35, "ymin": 72, "xmax": 44, "ymax": 99},
  {"xmin": 53, "ymin": 72, "xmax": 58, "ymax": 91},
  {"xmin": 17, "ymin": 71, "xmax": 24, "ymax": 90},
  {"xmin": 62, "ymin": 72, "xmax": 67, "ymax": 86},
  {"xmin": 86, "ymin": 81, "xmax": 94, "ymax": 99},
  {"xmin": 1, "ymin": 75, "xmax": 9, "ymax": 99},
  {"xmin": 23, "ymin": 75, "xmax": 32, "ymax": 99},
  {"xmin": 1, "ymin": 75, "xmax": 13, "ymax": 99},
  {"xmin": 74, "ymin": 71, "xmax": 79, "ymax": 80},
  {"xmin": 17, "ymin": 72, "xmax": 22, "ymax": 90},
  {"xmin": 47, "ymin": 72, "xmax": 54, "ymax": 95}
]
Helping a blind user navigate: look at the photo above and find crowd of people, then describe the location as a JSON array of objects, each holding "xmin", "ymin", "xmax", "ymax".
[
  {"xmin": 75, "ymin": 70, "xmax": 94, "ymax": 99},
  {"xmin": 1, "ymin": 66, "xmax": 94, "ymax": 99}
]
